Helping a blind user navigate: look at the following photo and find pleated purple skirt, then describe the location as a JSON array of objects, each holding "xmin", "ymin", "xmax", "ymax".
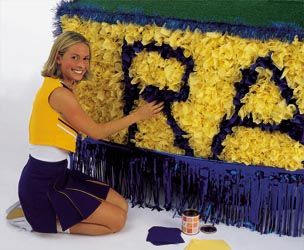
[{"xmin": 18, "ymin": 155, "xmax": 110, "ymax": 233}]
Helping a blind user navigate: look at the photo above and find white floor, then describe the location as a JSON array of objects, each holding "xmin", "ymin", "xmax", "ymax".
[{"xmin": 0, "ymin": 1, "xmax": 303, "ymax": 249}]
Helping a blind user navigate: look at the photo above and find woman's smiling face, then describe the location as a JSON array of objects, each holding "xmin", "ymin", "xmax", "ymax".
[{"xmin": 57, "ymin": 42, "xmax": 90, "ymax": 85}]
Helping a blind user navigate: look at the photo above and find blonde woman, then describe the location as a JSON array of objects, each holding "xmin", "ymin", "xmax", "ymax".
[{"xmin": 15, "ymin": 31, "xmax": 163, "ymax": 235}]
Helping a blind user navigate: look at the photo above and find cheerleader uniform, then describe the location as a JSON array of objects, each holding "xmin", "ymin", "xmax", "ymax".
[{"xmin": 18, "ymin": 77, "xmax": 110, "ymax": 233}]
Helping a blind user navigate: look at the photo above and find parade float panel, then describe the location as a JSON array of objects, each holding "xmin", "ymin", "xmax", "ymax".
[{"xmin": 54, "ymin": 0, "xmax": 304, "ymax": 236}]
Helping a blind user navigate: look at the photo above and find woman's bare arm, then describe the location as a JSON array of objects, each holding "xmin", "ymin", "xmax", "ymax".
[{"xmin": 49, "ymin": 87, "xmax": 163, "ymax": 140}]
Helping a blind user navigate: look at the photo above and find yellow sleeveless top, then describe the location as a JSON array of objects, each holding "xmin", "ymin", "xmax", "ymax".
[{"xmin": 29, "ymin": 77, "xmax": 78, "ymax": 152}]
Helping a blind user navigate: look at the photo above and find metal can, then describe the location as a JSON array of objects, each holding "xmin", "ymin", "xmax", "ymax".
[{"xmin": 182, "ymin": 209, "xmax": 200, "ymax": 235}]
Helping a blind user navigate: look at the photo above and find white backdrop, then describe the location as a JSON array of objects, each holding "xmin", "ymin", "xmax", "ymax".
[
  {"xmin": 0, "ymin": 1, "xmax": 303, "ymax": 249},
  {"xmin": 0, "ymin": 0, "xmax": 58, "ymax": 164}
]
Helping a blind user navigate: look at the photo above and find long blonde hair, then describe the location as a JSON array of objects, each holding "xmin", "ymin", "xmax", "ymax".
[{"xmin": 41, "ymin": 31, "xmax": 91, "ymax": 80}]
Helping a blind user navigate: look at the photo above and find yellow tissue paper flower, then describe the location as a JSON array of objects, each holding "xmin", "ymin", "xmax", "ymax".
[
  {"xmin": 239, "ymin": 69, "xmax": 296, "ymax": 124},
  {"xmin": 130, "ymin": 51, "xmax": 185, "ymax": 92},
  {"xmin": 220, "ymin": 127, "xmax": 304, "ymax": 170}
]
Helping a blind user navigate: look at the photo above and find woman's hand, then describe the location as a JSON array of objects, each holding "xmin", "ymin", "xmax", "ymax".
[{"xmin": 133, "ymin": 101, "xmax": 164, "ymax": 121}]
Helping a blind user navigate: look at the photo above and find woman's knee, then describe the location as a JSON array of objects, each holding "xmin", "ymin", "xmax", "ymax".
[
  {"xmin": 119, "ymin": 198, "xmax": 128, "ymax": 213},
  {"xmin": 106, "ymin": 189, "xmax": 129, "ymax": 212},
  {"xmin": 111, "ymin": 209, "xmax": 127, "ymax": 233},
  {"xmin": 83, "ymin": 201, "xmax": 127, "ymax": 233}
]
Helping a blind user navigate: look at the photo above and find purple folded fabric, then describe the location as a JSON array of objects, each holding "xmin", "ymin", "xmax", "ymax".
[{"xmin": 146, "ymin": 226, "xmax": 185, "ymax": 246}]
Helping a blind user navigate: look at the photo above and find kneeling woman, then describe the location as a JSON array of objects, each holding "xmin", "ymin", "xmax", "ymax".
[{"xmin": 18, "ymin": 31, "xmax": 163, "ymax": 235}]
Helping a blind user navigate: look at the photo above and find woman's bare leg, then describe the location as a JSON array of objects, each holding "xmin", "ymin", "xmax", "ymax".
[
  {"xmin": 84, "ymin": 181, "xmax": 128, "ymax": 212},
  {"xmin": 69, "ymin": 200, "xmax": 127, "ymax": 236},
  {"xmin": 69, "ymin": 222, "xmax": 113, "ymax": 236},
  {"xmin": 105, "ymin": 189, "xmax": 128, "ymax": 212}
]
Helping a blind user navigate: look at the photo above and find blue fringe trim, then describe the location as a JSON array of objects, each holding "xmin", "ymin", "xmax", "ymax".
[
  {"xmin": 71, "ymin": 137, "xmax": 304, "ymax": 237},
  {"xmin": 54, "ymin": 1, "xmax": 304, "ymax": 42}
]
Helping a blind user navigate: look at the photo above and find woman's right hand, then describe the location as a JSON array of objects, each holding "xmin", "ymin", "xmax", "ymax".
[{"xmin": 134, "ymin": 101, "xmax": 164, "ymax": 121}]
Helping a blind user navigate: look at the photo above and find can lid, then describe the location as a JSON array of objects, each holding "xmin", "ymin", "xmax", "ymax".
[
  {"xmin": 200, "ymin": 225, "xmax": 217, "ymax": 234},
  {"xmin": 182, "ymin": 209, "xmax": 199, "ymax": 217}
]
